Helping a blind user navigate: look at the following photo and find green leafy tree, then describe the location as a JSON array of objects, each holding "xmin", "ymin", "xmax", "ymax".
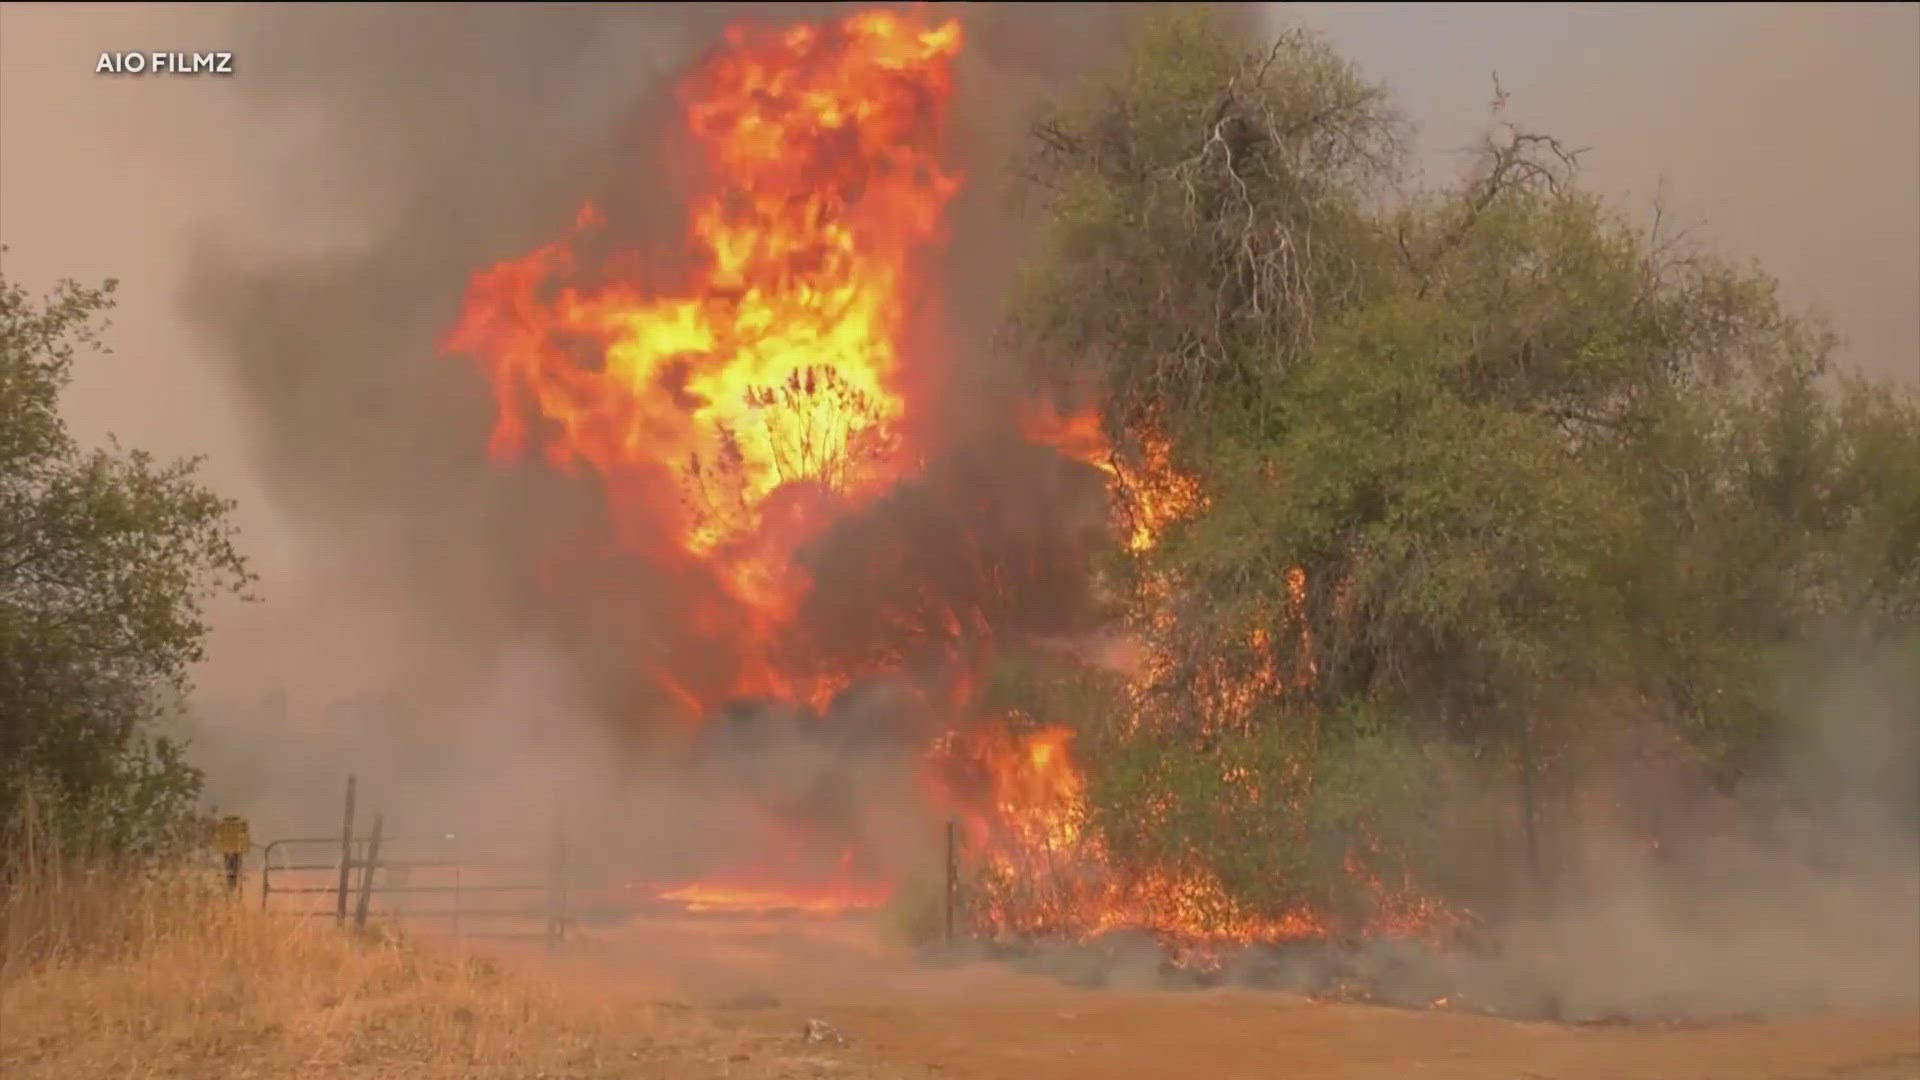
[
  {"xmin": 0, "ymin": 261, "xmax": 253, "ymax": 859},
  {"xmin": 1007, "ymin": 8, "xmax": 1920, "ymax": 926}
]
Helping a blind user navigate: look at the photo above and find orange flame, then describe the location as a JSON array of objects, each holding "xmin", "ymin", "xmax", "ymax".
[
  {"xmin": 647, "ymin": 846, "xmax": 893, "ymax": 917},
  {"xmin": 1017, "ymin": 402, "xmax": 1205, "ymax": 553},
  {"xmin": 655, "ymin": 882, "xmax": 890, "ymax": 917},
  {"xmin": 448, "ymin": 9, "xmax": 1460, "ymax": 954},
  {"xmin": 931, "ymin": 717, "xmax": 1337, "ymax": 956},
  {"xmin": 446, "ymin": 10, "xmax": 963, "ymax": 655}
]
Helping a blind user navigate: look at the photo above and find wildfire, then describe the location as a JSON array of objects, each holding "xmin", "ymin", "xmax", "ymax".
[
  {"xmin": 445, "ymin": 9, "xmax": 964, "ymax": 689},
  {"xmin": 446, "ymin": 8, "xmax": 1457, "ymax": 958},
  {"xmin": 932, "ymin": 709, "xmax": 1458, "ymax": 959},
  {"xmin": 979, "ymin": 405, "xmax": 1452, "ymax": 952},
  {"xmin": 1016, "ymin": 401, "xmax": 1205, "ymax": 553},
  {"xmin": 933, "ymin": 716, "xmax": 1088, "ymax": 860},
  {"xmin": 932, "ymin": 713, "xmax": 1269, "ymax": 946},
  {"xmin": 656, "ymin": 882, "xmax": 889, "ymax": 917},
  {"xmin": 647, "ymin": 846, "xmax": 893, "ymax": 917}
]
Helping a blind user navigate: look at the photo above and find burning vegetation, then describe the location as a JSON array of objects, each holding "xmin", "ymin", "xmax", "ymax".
[
  {"xmin": 442, "ymin": 7, "xmax": 1420, "ymax": 952},
  {"xmin": 445, "ymin": 11, "xmax": 966, "ymax": 721},
  {"xmin": 440, "ymin": 4, "xmax": 1920, "ymax": 1010}
]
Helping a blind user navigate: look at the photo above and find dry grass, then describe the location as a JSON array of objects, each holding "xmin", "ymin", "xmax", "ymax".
[{"xmin": 0, "ymin": 858, "xmax": 865, "ymax": 1079}]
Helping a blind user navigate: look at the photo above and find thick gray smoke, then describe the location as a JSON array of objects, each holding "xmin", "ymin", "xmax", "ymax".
[
  {"xmin": 140, "ymin": 1, "xmax": 1920, "ymax": 1022},
  {"xmin": 176, "ymin": 3, "xmax": 734, "ymax": 841},
  {"xmin": 175, "ymin": 2, "xmax": 1257, "ymax": 859}
]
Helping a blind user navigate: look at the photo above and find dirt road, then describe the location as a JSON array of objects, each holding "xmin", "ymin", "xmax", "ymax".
[
  {"xmin": 534, "ymin": 918, "xmax": 1920, "ymax": 1080},
  {"xmin": 777, "ymin": 992, "xmax": 1919, "ymax": 1080}
]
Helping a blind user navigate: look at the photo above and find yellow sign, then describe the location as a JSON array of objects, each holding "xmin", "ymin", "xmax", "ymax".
[{"xmin": 214, "ymin": 815, "xmax": 250, "ymax": 856}]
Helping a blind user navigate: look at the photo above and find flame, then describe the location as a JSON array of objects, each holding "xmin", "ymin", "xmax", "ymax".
[
  {"xmin": 655, "ymin": 882, "xmax": 889, "ymax": 917},
  {"xmin": 930, "ymin": 715, "xmax": 1333, "ymax": 957},
  {"xmin": 979, "ymin": 406, "xmax": 1462, "ymax": 950},
  {"xmin": 1017, "ymin": 401, "xmax": 1205, "ymax": 553},
  {"xmin": 646, "ymin": 846, "xmax": 892, "ymax": 917},
  {"xmin": 933, "ymin": 713, "xmax": 1463, "ymax": 955},
  {"xmin": 448, "ymin": 9, "xmax": 1460, "ymax": 957},
  {"xmin": 445, "ymin": 9, "xmax": 964, "ymax": 711},
  {"xmin": 452, "ymin": 13, "xmax": 963, "ymax": 527}
]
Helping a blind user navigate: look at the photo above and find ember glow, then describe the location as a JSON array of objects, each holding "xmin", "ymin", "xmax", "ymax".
[
  {"xmin": 446, "ymin": 8, "xmax": 1458, "ymax": 953},
  {"xmin": 657, "ymin": 882, "xmax": 889, "ymax": 917},
  {"xmin": 647, "ymin": 847, "xmax": 893, "ymax": 917}
]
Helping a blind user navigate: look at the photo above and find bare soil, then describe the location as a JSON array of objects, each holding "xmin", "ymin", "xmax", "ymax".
[
  {"xmin": 770, "ymin": 993, "xmax": 1919, "ymax": 1080},
  {"xmin": 536, "ymin": 918, "xmax": 1920, "ymax": 1080}
]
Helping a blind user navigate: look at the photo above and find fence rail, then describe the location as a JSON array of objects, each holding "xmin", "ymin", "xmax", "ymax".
[
  {"xmin": 251, "ymin": 775, "xmax": 969, "ymax": 949},
  {"xmin": 256, "ymin": 776, "xmax": 568, "ymax": 948}
]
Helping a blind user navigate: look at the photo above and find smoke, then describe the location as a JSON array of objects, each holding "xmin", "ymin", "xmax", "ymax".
[
  {"xmin": 1404, "ymin": 639, "xmax": 1920, "ymax": 1020},
  {"xmin": 993, "ymin": 639, "xmax": 1920, "ymax": 1021},
  {"xmin": 171, "ymin": 3, "xmax": 1257, "ymax": 865},
  {"xmin": 1291, "ymin": 1, "xmax": 1919, "ymax": 387},
  {"xmin": 8, "ymin": 0, "xmax": 1907, "ymax": 1021},
  {"xmin": 986, "ymin": 4, "xmax": 1920, "ymax": 1021},
  {"xmin": 1442, "ymin": 639, "xmax": 1920, "ymax": 1020}
]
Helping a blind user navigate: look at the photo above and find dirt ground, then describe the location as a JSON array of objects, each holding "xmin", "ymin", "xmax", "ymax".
[
  {"xmin": 778, "ymin": 993, "xmax": 1920, "ymax": 1080},
  {"xmin": 525, "ymin": 918, "xmax": 1920, "ymax": 1080}
]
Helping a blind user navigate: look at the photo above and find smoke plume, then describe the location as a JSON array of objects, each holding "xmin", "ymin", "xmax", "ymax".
[
  {"xmin": 174, "ymin": 2, "xmax": 1258, "ymax": 852},
  {"xmin": 11, "ymin": 0, "xmax": 1907, "ymax": 1021}
]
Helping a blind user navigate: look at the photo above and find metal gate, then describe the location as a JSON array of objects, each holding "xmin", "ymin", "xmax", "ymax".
[{"xmin": 257, "ymin": 776, "xmax": 569, "ymax": 947}]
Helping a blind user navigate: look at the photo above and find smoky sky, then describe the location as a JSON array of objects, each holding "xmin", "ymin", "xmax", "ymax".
[
  {"xmin": 2, "ymin": 4, "xmax": 1913, "ymax": 1018},
  {"xmin": 1, "ymin": 2, "xmax": 1910, "ymax": 830},
  {"xmin": 144, "ymin": 3, "xmax": 1254, "ymax": 818}
]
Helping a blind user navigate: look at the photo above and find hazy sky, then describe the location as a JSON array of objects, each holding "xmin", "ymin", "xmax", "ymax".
[{"xmin": 1, "ymin": 2, "xmax": 1916, "ymax": 707}]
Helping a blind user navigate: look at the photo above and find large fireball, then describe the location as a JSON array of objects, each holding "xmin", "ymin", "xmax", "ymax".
[
  {"xmin": 442, "ymin": 7, "xmax": 1457, "ymax": 950},
  {"xmin": 447, "ymin": 10, "xmax": 961, "ymax": 651}
]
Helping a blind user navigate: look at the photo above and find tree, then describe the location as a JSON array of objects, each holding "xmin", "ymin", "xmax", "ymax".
[
  {"xmin": 0, "ymin": 260, "xmax": 253, "ymax": 858},
  {"xmin": 1007, "ymin": 8, "xmax": 1920, "ymax": 924}
]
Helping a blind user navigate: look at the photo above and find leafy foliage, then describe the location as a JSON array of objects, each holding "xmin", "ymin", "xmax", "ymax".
[
  {"xmin": 1007, "ymin": 9, "xmax": 1920, "ymax": 918},
  {"xmin": 1014, "ymin": 8, "xmax": 1404, "ymax": 439},
  {"xmin": 0, "ymin": 261, "xmax": 253, "ymax": 861}
]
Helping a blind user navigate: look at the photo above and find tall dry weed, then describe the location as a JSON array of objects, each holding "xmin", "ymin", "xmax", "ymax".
[{"xmin": 0, "ymin": 797, "xmax": 797, "ymax": 1079}]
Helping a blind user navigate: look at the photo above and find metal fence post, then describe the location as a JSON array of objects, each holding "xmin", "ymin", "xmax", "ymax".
[
  {"xmin": 452, "ymin": 838, "xmax": 464, "ymax": 943},
  {"xmin": 546, "ymin": 809, "xmax": 569, "ymax": 953},
  {"xmin": 944, "ymin": 819, "xmax": 958, "ymax": 946},
  {"xmin": 335, "ymin": 775, "xmax": 357, "ymax": 926},
  {"xmin": 354, "ymin": 813, "xmax": 384, "ymax": 931}
]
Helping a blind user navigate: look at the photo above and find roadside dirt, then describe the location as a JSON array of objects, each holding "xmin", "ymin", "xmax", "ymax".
[
  {"xmin": 771, "ymin": 993, "xmax": 1919, "ymax": 1080},
  {"xmin": 522, "ymin": 917, "xmax": 1920, "ymax": 1080}
]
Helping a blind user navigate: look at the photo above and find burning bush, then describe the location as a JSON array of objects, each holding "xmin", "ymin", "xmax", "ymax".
[{"xmin": 440, "ymin": 2, "xmax": 1920, "ymax": 974}]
